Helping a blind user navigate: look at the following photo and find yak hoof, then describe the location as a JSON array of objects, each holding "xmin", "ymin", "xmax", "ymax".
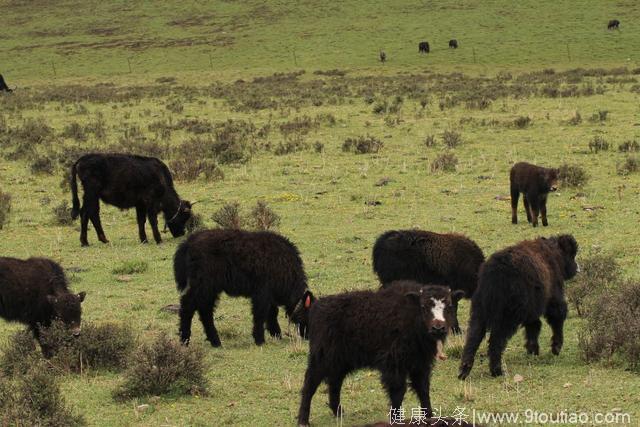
[
  {"xmin": 551, "ymin": 343, "xmax": 562, "ymax": 355},
  {"xmin": 451, "ymin": 325, "xmax": 463, "ymax": 335},
  {"xmin": 458, "ymin": 363, "xmax": 472, "ymax": 380},
  {"xmin": 490, "ymin": 366, "xmax": 503, "ymax": 377},
  {"xmin": 526, "ymin": 342, "xmax": 540, "ymax": 356},
  {"xmin": 80, "ymin": 241, "xmax": 89, "ymax": 247}
]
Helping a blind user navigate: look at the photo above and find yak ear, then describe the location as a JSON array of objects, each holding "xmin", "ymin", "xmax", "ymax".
[
  {"xmin": 303, "ymin": 291, "xmax": 315, "ymax": 309},
  {"xmin": 46, "ymin": 295, "xmax": 58, "ymax": 305},
  {"xmin": 78, "ymin": 292, "xmax": 86, "ymax": 302},
  {"xmin": 404, "ymin": 290, "xmax": 422, "ymax": 304},
  {"xmin": 451, "ymin": 290, "xmax": 465, "ymax": 303}
]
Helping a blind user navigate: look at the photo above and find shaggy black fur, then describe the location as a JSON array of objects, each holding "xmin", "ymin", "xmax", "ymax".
[
  {"xmin": 449, "ymin": 39, "xmax": 459, "ymax": 49},
  {"xmin": 458, "ymin": 235, "xmax": 578, "ymax": 379},
  {"xmin": 608, "ymin": 19, "xmax": 620, "ymax": 30},
  {"xmin": 0, "ymin": 257, "xmax": 86, "ymax": 351},
  {"xmin": 510, "ymin": 162, "xmax": 559, "ymax": 227},
  {"xmin": 71, "ymin": 153, "xmax": 192, "ymax": 246},
  {"xmin": 372, "ymin": 229, "xmax": 485, "ymax": 334},
  {"xmin": 297, "ymin": 282, "xmax": 463, "ymax": 426},
  {"xmin": 174, "ymin": 229, "xmax": 315, "ymax": 347},
  {"xmin": 418, "ymin": 41, "xmax": 430, "ymax": 53}
]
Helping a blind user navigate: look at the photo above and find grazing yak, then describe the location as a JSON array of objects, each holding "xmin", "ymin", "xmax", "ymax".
[
  {"xmin": 297, "ymin": 282, "xmax": 463, "ymax": 427},
  {"xmin": 71, "ymin": 153, "xmax": 193, "ymax": 246},
  {"xmin": 449, "ymin": 39, "xmax": 459, "ymax": 49},
  {"xmin": 0, "ymin": 74, "xmax": 13, "ymax": 92},
  {"xmin": 0, "ymin": 257, "xmax": 86, "ymax": 352},
  {"xmin": 458, "ymin": 235, "xmax": 578, "ymax": 379},
  {"xmin": 418, "ymin": 41, "xmax": 430, "ymax": 53},
  {"xmin": 510, "ymin": 162, "xmax": 559, "ymax": 227},
  {"xmin": 174, "ymin": 229, "xmax": 315, "ymax": 347},
  {"xmin": 372, "ymin": 229, "xmax": 485, "ymax": 334},
  {"xmin": 608, "ymin": 19, "xmax": 620, "ymax": 30}
]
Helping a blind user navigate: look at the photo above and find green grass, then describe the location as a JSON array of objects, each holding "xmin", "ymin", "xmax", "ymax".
[
  {"xmin": 2, "ymin": 0, "xmax": 640, "ymax": 81},
  {"xmin": 1, "ymin": 1, "xmax": 640, "ymax": 426}
]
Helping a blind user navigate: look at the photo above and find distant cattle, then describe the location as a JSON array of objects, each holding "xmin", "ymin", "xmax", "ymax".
[
  {"xmin": 174, "ymin": 229, "xmax": 315, "ymax": 347},
  {"xmin": 449, "ymin": 39, "xmax": 459, "ymax": 49},
  {"xmin": 0, "ymin": 257, "xmax": 86, "ymax": 353},
  {"xmin": 297, "ymin": 282, "xmax": 462, "ymax": 426},
  {"xmin": 458, "ymin": 235, "xmax": 578, "ymax": 379},
  {"xmin": 379, "ymin": 51, "xmax": 387, "ymax": 63},
  {"xmin": 70, "ymin": 153, "xmax": 192, "ymax": 246},
  {"xmin": 419, "ymin": 41, "xmax": 430, "ymax": 53},
  {"xmin": 510, "ymin": 162, "xmax": 559, "ymax": 227},
  {"xmin": 0, "ymin": 74, "xmax": 13, "ymax": 92},
  {"xmin": 608, "ymin": 19, "xmax": 620, "ymax": 30},
  {"xmin": 373, "ymin": 229, "xmax": 485, "ymax": 334}
]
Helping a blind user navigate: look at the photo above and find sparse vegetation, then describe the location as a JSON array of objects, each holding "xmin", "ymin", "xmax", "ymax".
[
  {"xmin": 588, "ymin": 135, "xmax": 609, "ymax": 153},
  {"xmin": 566, "ymin": 253, "xmax": 620, "ymax": 317},
  {"xmin": 112, "ymin": 260, "xmax": 148, "ymax": 275},
  {"xmin": 617, "ymin": 156, "xmax": 640, "ymax": 175},
  {"xmin": 342, "ymin": 135, "xmax": 383, "ymax": 154},
  {"xmin": 249, "ymin": 201, "xmax": 281, "ymax": 231},
  {"xmin": 52, "ymin": 200, "xmax": 74, "ymax": 226},
  {"xmin": 558, "ymin": 163, "xmax": 589, "ymax": 187},
  {"xmin": 211, "ymin": 202, "xmax": 243, "ymax": 229},
  {"xmin": 442, "ymin": 130, "xmax": 463, "ymax": 148},
  {"xmin": 430, "ymin": 152, "xmax": 459, "ymax": 173},
  {"xmin": 0, "ymin": 190, "xmax": 11, "ymax": 229}
]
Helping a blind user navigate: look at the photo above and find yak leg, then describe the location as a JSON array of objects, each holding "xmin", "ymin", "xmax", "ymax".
[
  {"xmin": 328, "ymin": 370, "xmax": 347, "ymax": 417},
  {"xmin": 266, "ymin": 304, "xmax": 281, "ymax": 338},
  {"xmin": 524, "ymin": 319, "xmax": 542, "ymax": 355},
  {"xmin": 88, "ymin": 200, "xmax": 108, "ymax": 243},
  {"xmin": 251, "ymin": 296, "xmax": 270, "ymax": 345},
  {"xmin": 179, "ymin": 294, "xmax": 197, "ymax": 345},
  {"xmin": 147, "ymin": 208, "xmax": 162, "ymax": 244},
  {"xmin": 136, "ymin": 205, "xmax": 148, "ymax": 243},
  {"xmin": 458, "ymin": 311, "xmax": 487, "ymax": 380},
  {"xmin": 409, "ymin": 365, "xmax": 432, "ymax": 417},
  {"xmin": 523, "ymin": 194, "xmax": 532, "ymax": 223},
  {"xmin": 80, "ymin": 191, "xmax": 98, "ymax": 246},
  {"xmin": 546, "ymin": 300, "xmax": 567, "ymax": 355},
  {"xmin": 527, "ymin": 193, "xmax": 540, "ymax": 227},
  {"xmin": 297, "ymin": 360, "xmax": 325, "ymax": 427},
  {"xmin": 198, "ymin": 299, "xmax": 222, "ymax": 347},
  {"xmin": 510, "ymin": 187, "xmax": 520, "ymax": 224},
  {"xmin": 381, "ymin": 370, "xmax": 408, "ymax": 412},
  {"xmin": 540, "ymin": 195, "xmax": 549, "ymax": 226}
]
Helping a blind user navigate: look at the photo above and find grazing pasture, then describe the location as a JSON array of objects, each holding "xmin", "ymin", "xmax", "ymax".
[{"xmin": 1, "ymin": 0, "xmax": 640, "ymax": 425}]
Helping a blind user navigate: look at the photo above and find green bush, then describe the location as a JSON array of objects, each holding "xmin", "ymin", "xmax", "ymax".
[
  {"xmin": 113, "ymin": 333, "xmax": 207, "ymax": 400},
  {"xmin": 558, "ymin": 163, "xmax": 589, "ymax": 187},
  {"xmin": 431, "ymin": 152, "xmax": 458, "ymax": 173},
  {"xmin": 112, "ymin": 260, "xmax": 148, "ymax": 275}
]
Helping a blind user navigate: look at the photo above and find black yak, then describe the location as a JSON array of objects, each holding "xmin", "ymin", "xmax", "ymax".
[
  {"xmin": 608, "ymin": 19, "xmax": 620, "ymax": 30},
  {"xmin": 297, "ymin": 282, "xmax": 463, "ymax": 426},
  {"xmin": 419, "ymin": 41, "xmax": 430, "ymax": 53},
  {"xmin": 0, "ymin": 257, "xmax": 86, "ymax": 350},
  {"xmin": 174, "ymin": 229, "xmax": 315, "ymax": 347},
  {"xmin": 0, "ymin": 74, "xmax": 13, "ymax": 92},
  {"xmin": 372, "ymin": 229, "xmax": 485, "ymax": 334},
  {"xmin": 510, "ymin": 162, "xmax": 559, "ymax": 227},
  {"xmin": 458, "ymin": 235, "xmax": 578, "ymax": 379},
  {"xmin": 449, "ymin": 39, "xmax": 459, "ymax": 49},
  {"xmin": 70, "ymin": 153, "xmax": 192, "ymax": 246}
]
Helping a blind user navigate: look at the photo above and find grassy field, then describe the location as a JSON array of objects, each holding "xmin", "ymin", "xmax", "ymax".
[{"xmin": 1, "ymin": 1, "xmax": 640, "ymax": 426}]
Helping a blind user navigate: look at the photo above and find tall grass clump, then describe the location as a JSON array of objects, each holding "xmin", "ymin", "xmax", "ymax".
[
  {"xmin": 342, "ymin": 135, "xmax": 383, "ymax": 154},
  {"xmin": 0, "ymin": 190, "xmax": 11, "ymax": 229},
  {"xmin": 578, "ymin": 281, "xmax": 640, "ymax": 373},
  {"xmin": 212, "ymin": 202, "xmax": 243, "ymax": 229},
  {"xmin": 442, "ymin": 130, "xmax": 463, "ymax": 148},
  {"xmin": 249, "ymin": 201, "xmax": 281, "ymax": 231},
  {"xmin": 566, "ymin": 253, "xmax": 620, "ymax": 317},
  {"xmin": 588, "ymin": 135, "xmax": 609, "ymax": 153},
  {"xmin": 617, "ymin": 156, "xmax": 639, "ymax": 175},
  {"xmin": 430, "ymin": 153, "xmax": 458, "ymax": 173},
  {"xmin": 113, "ymin": 333, "xmax": 207, "ymax": 400}
]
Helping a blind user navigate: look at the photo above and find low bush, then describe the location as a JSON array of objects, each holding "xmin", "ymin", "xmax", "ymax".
[
  {"xmin": 212, "ymin": 202, "xmax": 243, "ymax": 229},
  {"xmin": 558, "ymin": 163, "xmax": 589, "ymax": 187},
  {"xmin": 52, "ymin": 200, "xmax": 74, "ymax": 226},
  {"xmin": 588, "ymin": 136, "xmax": 609, "ymax": 153},
  {"xmin": 513, "ymin": 116, "xmax": 532, "ymax": 129},
  {"xmin": 112, "ymin": 260, "xmax": 148, "ymax": 275},
  {"xmin": 424, "ymin": 134, "xmax": 437, "ymax": 147},
  {"xmin": 618, "ymin": 140, "xmax": 640, "ymax": 153},
  {"xmin": 249, "ymin": 201, "xmax": 281, "ymax": 231},
  {"xmin": 566, "ymin": 253, "xmax": 620, "ymax": 317},
  {"xmin": 342, "ymin": 135, "xmax": 383, "ymax": 154},
  {"xmin": 431, "ymin": 152, "xmax": 458, "ymax": 173},
  {"xmin": 113, "ymin": 333, "xmax": 207, "ymax": 400},
  {"xmin": 442, "ymin": 130, "xmax": 463, "ymax": 148},
  {"xmin": 617, "ymin": 156, "xmax": 640, "ymax": 175}
]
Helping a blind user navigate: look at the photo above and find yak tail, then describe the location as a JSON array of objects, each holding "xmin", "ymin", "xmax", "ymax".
[
  {"xmin": 70, "ymin": 161, "xmax": 81, "ymax": 220},
  {"xmin": 173, "ymin": 241, "xmax": 190, "ymax": 293}
]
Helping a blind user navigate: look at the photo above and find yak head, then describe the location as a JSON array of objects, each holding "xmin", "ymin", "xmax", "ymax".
[
  {"xmin": 46, "ymin": 291, "xmax": 86, "ymax": 337},
  {"xmin": 405, "ymin": 285, "xmax": 464, "ymax": 358},
  {"xmin": 545, "ymin": 168, "xmax": 560, "ymax": 192},
  {"xmin": 166, "ymin": 200, "xmax": 193, "ymax": 237},
  {"xmin": 290, "ymin": 290, "xmax": 316, "ymax": 339},
  {"xmin": 554, "ymin": 234, "xmax": 580, "ymax": 279}
]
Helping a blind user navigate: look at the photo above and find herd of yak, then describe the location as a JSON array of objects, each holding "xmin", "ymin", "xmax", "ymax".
[{"xmin": 0, "ymin": 150, "xmax": 579, "ymax": 426}]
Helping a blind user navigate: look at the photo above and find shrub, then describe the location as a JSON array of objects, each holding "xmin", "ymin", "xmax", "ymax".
[
  {"xmin": 617, "ymin": 156, "xmax": 640, "ymax": 175},
  {"xmin": 0, "ymin": 330, "xmax": 39, "ymax": 375},
  {"xmin": 185, "ymin": 213, "xmax": 206, "ymax": 234},
  {"xmin": 0, "ymin": 190, "xmax": 11, "ymax": 229},
  {"xmin": 42, "ymin": 321, "xmax": 135, "ymax": 373},
  {"xmin": 274, "ymin": 137, "xmax": 308, "ymax": 155},
  {"xmin": 112, "ymin": 260, "xmax": 148, "ymax": 275},
  {"xmin": 0, "ymin": 361, "xmax": 85, "ymax": 426},
  {"xmin": 212, "ymin": 202, "xmax": 243, "ymax": 229},
  {"xmin": 431, "ymin": 152, "xmax": 458, "ymax": 173},
  {"xmin": 566, "ymin": 253, "xmax": 620, "ymax": 317},
  {"xmin": 61, "ymin": 122, "xmax": 88, "ymax": 142},
  {"xmin": 588, "ymin": 136, "xmax": 609, "ymax": 153},
  {"xmin": 558, "ymin": 163, "xmax": 589, "ymax": 187},
  {"xmin": 590, "ymin": 110, "xmax": 609, "ymax": 122},
  {"xmin": 513, "ymin": 116, "xmax": 532, "ymax": 129},
  {"xmin": 618, "ymin": 140, "xmax": 640, "ymax": 153},
  {"xmin": 313, "ymin": 141, "xmax": 325, "ymax": 153},
  {"xmin": 166, "ymin": 98, "xmax": 184, "ymax": 114},
  {"xmin": 52, "ymin": 200, "xmax": 74, "ymax": 226},
  {"xmin": 342, "ymin": 135, "xmax": 383, "ymax": 154},
  {"xmin": 442, "ymin": 130, "xmax": 462, "ymax": 148},
  {"xmin": 170, "ymin": 158, "xmax": 224, "ymax": 182},
  {"xmin": 30, "ymin": 155, "xmax": 55, "ymax": 175},
  {"xmin": 113, "ymin": 333, "xmax": 207, "ymax": 400},
  {"xmin": 249, "ymin": 201, "xmax": 281, "ymax": 231},
  {"xmin": 424, "ymin": 134, "xmax": 437, "ymax": 147},
  {"xmin": 578, "ymin": 281, "xmax": 640, "ymax": 373},
  {"xmin": 567, "ymin": 111, "xmax": 582, "ymax": 125}
]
